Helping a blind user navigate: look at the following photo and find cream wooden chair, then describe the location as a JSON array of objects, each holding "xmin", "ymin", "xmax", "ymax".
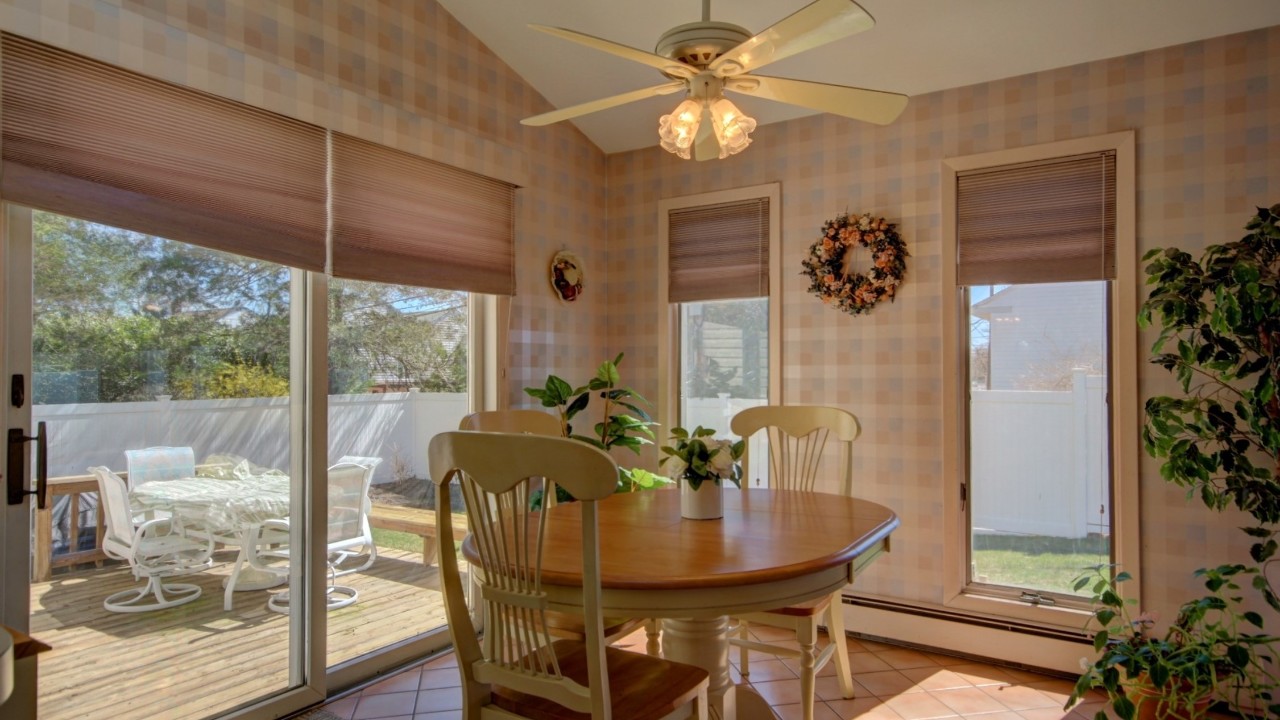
[
  {"xmin": 729, "ymin": 405, "xmax": 862, "ymax": 720},
  {"xmin": 458, "ymin": 411, "xmax": 656, "ymax": 654},
  {"xmin": 429, "ymin": 431, "xmax": 709, "ymax": 720},
  {"xmin": 459, "ymin": 409, "xmax": 562, "ymax": 436}
]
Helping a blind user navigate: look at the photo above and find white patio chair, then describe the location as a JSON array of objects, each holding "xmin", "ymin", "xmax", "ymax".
[
  {"xmin": 124, "ymin": 446, "xmax": 195, "ymax": 490},
  {"xmin": 728, "ymin": 404, "xmax": 863, "ymax": 720},
  {"xmin": 123, "ymin": 446, "xmax": 195, "ymax": 526},
  {"xmin": 248, "ymin": 458, "xmax": 381, "ymax": 613},
  {"xmin": 91, "ymin": 466, "xmax": 214, "ymax": 613},
  {"xmin": 429, "ymin": 430, "xmax": 709, "ymax": 720}
]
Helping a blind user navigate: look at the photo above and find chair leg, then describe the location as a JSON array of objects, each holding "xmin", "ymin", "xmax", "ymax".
[
  {"xmin": 694, "ymin": 684, "xmax": 709, "ymax": 720},
  {"xmin": 826, "ymin": 593, "xmax": 855, "ymax": 698},
  {"xmin": 104, "ymin": 576, "xmax": 201, "ymax": 613},
  {"xmin": 797, "ymin": 619, "xmax": 819, "ymax": 720},
  {"xmin": 738, "ymin": 618, "xmax": 751, "ymax": 678},
  {"xmin": 645, "ymin": 619, "xmax": 662, "ymax": 656}
]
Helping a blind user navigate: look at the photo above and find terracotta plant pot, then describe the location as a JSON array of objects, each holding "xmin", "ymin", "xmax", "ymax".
[{"xmin": 1124, "ymin": 678, "xmax": 1214, "ymax": 720}]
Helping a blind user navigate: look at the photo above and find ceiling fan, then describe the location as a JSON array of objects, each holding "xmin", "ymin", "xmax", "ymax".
[{"xmin": 521, "ymin": 0, "xmax": 908, "ymax": 161}]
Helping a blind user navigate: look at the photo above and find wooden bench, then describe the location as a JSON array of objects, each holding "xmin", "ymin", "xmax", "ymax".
[{"xmin": 367, "ymin": 503, "xmax": 468, "ymax": 566}]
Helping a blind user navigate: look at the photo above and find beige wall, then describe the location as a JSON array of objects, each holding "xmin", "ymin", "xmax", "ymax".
[{"xmin": 604, "ymin": 26, "xmax": 1280, "ymax": 617}]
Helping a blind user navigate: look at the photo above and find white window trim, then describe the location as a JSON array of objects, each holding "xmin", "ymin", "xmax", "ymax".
[
  {"xmin": 657, "ymin": 183, "xmax": 782, "ymax": 433},
  {"xmin": 940, "ymin": 131, "xmax": 1139, "ymax": 630}
]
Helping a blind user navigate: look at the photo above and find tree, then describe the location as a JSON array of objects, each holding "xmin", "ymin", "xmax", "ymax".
[
  {"xmin": 33, "ymin": 211, "xmax": 470, "ymax": 403},
  {"xmin": 328, "ymin": 280, "xmax": 468, "ymax": 394}
]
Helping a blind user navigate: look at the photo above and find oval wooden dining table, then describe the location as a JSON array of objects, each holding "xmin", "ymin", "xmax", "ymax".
[{"xmin": 463, "ymin": 487, "xmax": 899, "ymax": 720}]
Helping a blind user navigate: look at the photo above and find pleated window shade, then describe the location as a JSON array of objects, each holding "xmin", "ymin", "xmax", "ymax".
[
  {"xmin": 0, "ymin": 34, "xmax": 328, "ymax": 272},
  {"xmin": 668, "ymin": 197, "xmax": 770, "ymax": 303},
  {"xmin": 331, "ymin": 133, "xmax": 516, "ymax": 295},
  {"xmin": 956, "ymin": 152, "xmax": 1116, "ymax": 286}
]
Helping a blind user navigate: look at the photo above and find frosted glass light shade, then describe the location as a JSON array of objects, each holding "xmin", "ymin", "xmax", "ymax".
[
  {"xmin": 658, "ymin": 98, "xmax": 704, "ymax": 160},
  {"xmin": 709, "ymin": 96, "xmax": 757, "ymax": 159}
]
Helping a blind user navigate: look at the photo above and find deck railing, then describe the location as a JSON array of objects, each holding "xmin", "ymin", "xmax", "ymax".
[{"xmin": 36, "ymin": 472, "xmax": 109, "ymax": 581}]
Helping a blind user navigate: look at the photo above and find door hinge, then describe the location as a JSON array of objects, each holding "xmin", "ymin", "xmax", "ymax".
[{"xmin": 960, "ymin": 482, "xmax": 968, "ymax": 509}]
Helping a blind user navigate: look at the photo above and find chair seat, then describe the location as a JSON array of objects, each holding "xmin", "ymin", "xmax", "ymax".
[
  {"xmin": 542, "ymin": 611, "xmax": 646, "ymax": 642},
  {"xmin": 492, "ymin": 641, "xmax": 709, "ymax": 720}
]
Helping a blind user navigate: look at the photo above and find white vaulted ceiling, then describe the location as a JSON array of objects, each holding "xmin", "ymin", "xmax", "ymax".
[{"xmin": 437, "ymin": 0, "xmax": 1280, "ymax": 155}]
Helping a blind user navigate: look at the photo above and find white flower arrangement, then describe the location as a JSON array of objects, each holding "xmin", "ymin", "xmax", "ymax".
[{"xmin": 659, "ymin": 426, "xmax": 744, "ymax": 491}]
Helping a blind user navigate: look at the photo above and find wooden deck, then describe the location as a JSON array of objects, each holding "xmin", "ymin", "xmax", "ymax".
[{"xmin": 30, "ymin": 546, "xmax": 451, "ymax": 720}]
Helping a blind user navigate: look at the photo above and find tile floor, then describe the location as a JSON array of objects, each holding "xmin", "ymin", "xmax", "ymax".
[{"xmin": 299, "ymin": 627, "xmax": 1120, "ymax": 720}]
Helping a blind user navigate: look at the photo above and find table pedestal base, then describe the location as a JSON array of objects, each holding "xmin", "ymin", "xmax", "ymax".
[{"xmin": 661, "ymin": 617, "xmax": 772, "ymax": 720}]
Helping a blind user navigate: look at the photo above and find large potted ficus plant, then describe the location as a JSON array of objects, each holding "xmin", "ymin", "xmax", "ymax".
[
  {"xmin": 525, "ymin": 353, "xmax": 669, "ymax": 499},
  {"xmin": 1068, "ymin": 205, "xmax": 1280, "ymax": 719}
]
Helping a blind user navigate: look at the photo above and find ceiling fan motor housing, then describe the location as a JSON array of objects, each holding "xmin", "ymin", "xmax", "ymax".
[{"xmin": 655, "ymin": 21, "xmax": 752, "ymax": 72}]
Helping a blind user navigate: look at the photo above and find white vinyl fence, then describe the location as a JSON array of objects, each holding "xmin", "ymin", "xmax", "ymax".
[
  {"xmin": 970, "ymin": 370, "xmax": 1108, "ymax": 539},
  {"xmin": 36, "ymin": 390, "xmax": 470, "ymax": 485}
]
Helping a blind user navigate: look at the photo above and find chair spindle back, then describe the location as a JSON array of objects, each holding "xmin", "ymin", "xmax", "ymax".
[
  {"xmin": 731, "ymin": 405, "xmax": 861, "ymax": 494},
  {"xmin": 429, "ymin": 431, "xmax": 619, "ymax": 718}
]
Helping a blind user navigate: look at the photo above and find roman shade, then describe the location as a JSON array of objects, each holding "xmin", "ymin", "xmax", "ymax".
[
  {"xmin": 668, "ymin": 197, "xmax": 770, "ymax": 303},
  {"xmin": 1, "ymin": 34, "xmax": 517, "ymax": 294},
  {"xmin": 0, "ymin": 33, "xmax": 328, "ymax": 272},
  {"xmin": 330, "ymin": 133, "xmax": 516, "ymax": 295},
  {"xmin": 956, "ymin": 151, "xmax": 1116, "ymax": 285}
]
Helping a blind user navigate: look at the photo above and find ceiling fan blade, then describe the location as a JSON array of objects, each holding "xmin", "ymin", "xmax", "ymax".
[
  {"xmin": 709, "ymin": 0, "xmax": 874, "ymax": 77},
  {"xmin": 726, "ymin": 75, "xmax": 907, "ymax": 125},
  {"xmin": 521, "ymin": 82, "xmax": 686, "ymax": 126},
  {"xmin": 530, "ymin": 25, "xmax": 696, "ymax": 78}
]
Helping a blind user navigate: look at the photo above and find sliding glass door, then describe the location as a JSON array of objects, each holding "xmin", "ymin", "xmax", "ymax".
[
  {"xmin": 324, "ymin": 278, "xmax": 466, "ymax": 669},
  {"xmin": 7, "ymin": 207, "xmax": 312, "ymax": 719}
]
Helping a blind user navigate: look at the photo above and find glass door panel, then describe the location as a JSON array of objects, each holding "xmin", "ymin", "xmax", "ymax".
[
  {"xmin": 325, "ymin": 278, "xmax": 467, "ymax": 668},
  {"xmin": 22, "ymin": 210, "xmax": 304, "ymax": 718}
]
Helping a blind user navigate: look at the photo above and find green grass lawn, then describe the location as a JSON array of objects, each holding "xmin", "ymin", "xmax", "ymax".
[
  {"xmin": 371, "ymin": 527, "xmax": 422, "ymax": 554},
  {"xmin": 371, "ymin": 528, "xmax": 463, "ymax": 558},
  {"xmin": 970, "ymin": 534, "xmax": 1110, "ymax": 597}
]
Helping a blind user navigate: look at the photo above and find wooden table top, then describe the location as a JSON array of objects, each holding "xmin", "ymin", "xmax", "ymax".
[{"xmin": 467, "ymin": 488, "xmax": 899, "ymax": 592}]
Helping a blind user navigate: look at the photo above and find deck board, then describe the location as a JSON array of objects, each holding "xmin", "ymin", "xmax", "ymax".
[{"xmin": 30, "ymin": 547, "xmax": 451, "ymax": 720}]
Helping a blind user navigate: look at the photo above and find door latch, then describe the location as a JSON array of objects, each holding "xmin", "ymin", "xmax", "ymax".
[{"xmin": 8, "ymin": 421, "xmax": 47, "ymax": 508}]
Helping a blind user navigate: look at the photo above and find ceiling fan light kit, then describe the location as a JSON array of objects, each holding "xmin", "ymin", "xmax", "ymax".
[{"xmin": 522, "ymin": 0, "xmax": 908, "ymax": 161}]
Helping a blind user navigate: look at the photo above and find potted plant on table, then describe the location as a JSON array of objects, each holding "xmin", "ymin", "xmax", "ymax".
[
  {"xmin": 659, "ymin": 426, "xmax": 743, "ymax": 520},
  {"xmin": 1067, "ymin": 204, "xmax": 1280, "ymax": 719}
]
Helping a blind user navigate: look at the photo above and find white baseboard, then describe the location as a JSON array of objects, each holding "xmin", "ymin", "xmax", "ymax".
[{"xmin": 840, "ymin": 597, "xmax": 1091, "ymax": 676}]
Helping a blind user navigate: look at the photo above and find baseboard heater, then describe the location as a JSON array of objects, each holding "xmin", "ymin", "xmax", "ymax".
[{"xmin": 839, "ymin": 594, "xmax": 1092, "ymax": 676}]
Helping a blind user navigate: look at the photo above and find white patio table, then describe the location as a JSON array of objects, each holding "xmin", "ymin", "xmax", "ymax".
[{"xmin": 130, "ymin": 473, "xmax": 292, "ymax": 611}]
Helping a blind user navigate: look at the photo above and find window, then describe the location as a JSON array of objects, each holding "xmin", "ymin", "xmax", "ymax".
[
  {"xmin": 658, "ymin": 184, "xmax": 780, "ymax": 448},
  {"xmin": 942, "ymin": 133, "xmax": 1138, "ymax": 628}
]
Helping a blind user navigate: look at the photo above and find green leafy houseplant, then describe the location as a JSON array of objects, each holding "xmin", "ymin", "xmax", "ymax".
[
  {"xmin": 524, "ymin": 353, "xmax": 668, "ymax": 495},
  {"xmin": 1069, "ymin": 205, "xmax": 1280, "ymax": 718},
  {"xmin": 1068, "ymin": 564, "xmax": 1276, "ymax": 719},
  {"xmin": 659, "ymin": 426, "xmax": 744, "ymax": 490}
]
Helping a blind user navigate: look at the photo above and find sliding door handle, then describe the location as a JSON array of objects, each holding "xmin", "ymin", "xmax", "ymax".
[{"xmin": 7, "ymin": 421, "xmax": 47, "ymax": 509}]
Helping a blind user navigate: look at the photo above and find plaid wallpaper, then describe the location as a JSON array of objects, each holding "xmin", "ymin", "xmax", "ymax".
[
  {"xmin": 0, "ymin": 0, "xmax": 611, "ymax": 411},
  {"xmin": 3, "ymin": 0, "xmax": 1277, "ymax": 628},
  {"xmin": 604, "ymin": 26, "xmax": 1280, "ymax": 610}
]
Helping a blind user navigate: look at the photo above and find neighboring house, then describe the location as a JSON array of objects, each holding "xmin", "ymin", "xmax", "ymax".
[{"xmin": 971, "ymin": 282, "xmax": 1107, "ymax": 391}]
